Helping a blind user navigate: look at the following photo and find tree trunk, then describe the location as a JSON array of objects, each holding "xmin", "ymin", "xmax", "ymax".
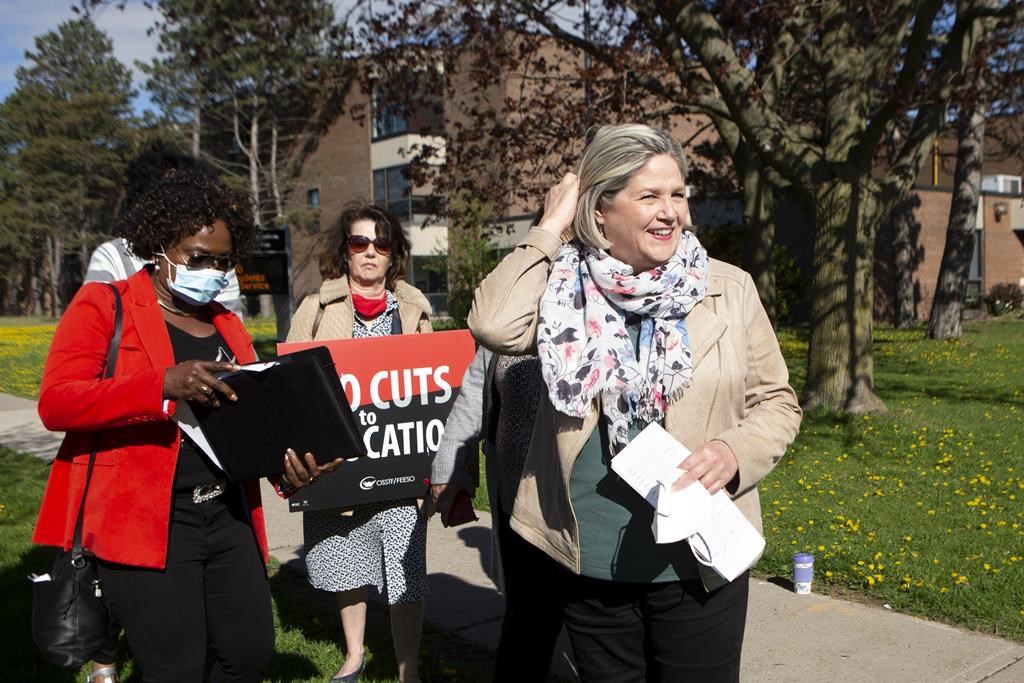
[
  {"xmin": 23, "ymin": 261, "xmax": 39, "ymax": 315},
  {"xmin": 232, "ymin": 94, "xmax": 262, "ymax": 228},
  {"xmin": 926, "ymin": 103, "xmax": 985, "ymax": 339},
  {"xmin": 802, "ymin": 179, "xmax": 886, "ymax": 413},
  {"xmin": 270, "ymin": 118, "xmax": 283, "ymax": 220},
  {"xmin": 249, "ymin": 113, "xmax": 261, "ymax": 228},
  {"xmin": 891, "ymin": 192, "xmax": 919, "ymax": 328},
  {"xmin": 191, "ymin": 96, "xmax": 201, "ymax": 157},
  {"xmin": 740, "ymin": 159, "xmax": 776, "ymax": 326},
  {"xmin": 44, "ymin": 235, "xmax": 61, "ymax": 317},
  {"xmin": 1, "ymin": 271, "xmax": 14, "ymax": 315}
]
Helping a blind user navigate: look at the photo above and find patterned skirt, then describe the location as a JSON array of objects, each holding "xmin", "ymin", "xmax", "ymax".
[{"xmin": 303, "ymin": 498, "xmax": 428, "ymax": 605}]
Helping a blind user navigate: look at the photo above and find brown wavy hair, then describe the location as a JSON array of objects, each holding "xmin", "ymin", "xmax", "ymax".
[{"xmin": 318, "ymin": 201, "xmax": 411, "ymax": 290}]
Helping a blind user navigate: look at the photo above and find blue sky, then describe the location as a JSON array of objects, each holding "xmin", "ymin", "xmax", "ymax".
[
  {"xmin": 0, "ymin": 0, "xmax": 159, "ymax": 111},
  {"xmin": 1, "ymin": 0, "xmax": 365, "ymax": 115}
]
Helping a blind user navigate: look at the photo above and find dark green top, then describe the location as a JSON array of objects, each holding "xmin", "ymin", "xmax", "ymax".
[{"xmin": 569, "ymin": 324, "xmax": 699, "ymax": 582}]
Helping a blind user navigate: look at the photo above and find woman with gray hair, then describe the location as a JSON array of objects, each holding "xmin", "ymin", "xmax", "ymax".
[{"xmin": 469, "ymin": 123, "xmax": 801, "ymax": 682}]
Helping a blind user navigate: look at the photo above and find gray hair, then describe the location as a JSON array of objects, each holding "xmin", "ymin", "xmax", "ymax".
[{"xmin": 573, "ymin": 124, "xmax": 687, "ymax": 250}]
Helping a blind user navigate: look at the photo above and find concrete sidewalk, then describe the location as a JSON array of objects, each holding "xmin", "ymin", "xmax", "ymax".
[{"xmin": 4, "ymin": 392, "xmax": 1023, "ymax": 681}]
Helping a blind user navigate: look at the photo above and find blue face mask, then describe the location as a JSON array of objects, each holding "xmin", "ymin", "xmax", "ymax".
[{"xmin": 158, "ymin": 252, "xmax": 229, "ymax": 306}]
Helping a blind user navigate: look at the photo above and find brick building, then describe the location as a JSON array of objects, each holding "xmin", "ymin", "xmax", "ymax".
[
  {"xmin": 286, "ymin": 71, "xmax": 1023, "ymax": 323},
  {"xmin": 874, "ymin": 129, "xmax": 1024, "ymax": 322}
]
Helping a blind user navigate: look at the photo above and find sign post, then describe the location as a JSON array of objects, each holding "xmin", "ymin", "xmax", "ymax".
[{"xmin": 237, "ymin": 227, "xmax": 293, "ymax": 338}]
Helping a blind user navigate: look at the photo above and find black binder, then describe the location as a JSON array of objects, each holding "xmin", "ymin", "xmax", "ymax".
[{"xmin": 190, "ymin": 346, "xmax": 366, "ymax": 482}]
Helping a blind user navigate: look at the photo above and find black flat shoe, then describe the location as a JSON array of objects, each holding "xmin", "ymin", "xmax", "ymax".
[{"xmin": 330, "ymin": 658, "xmax": 365, "ymax": 683}]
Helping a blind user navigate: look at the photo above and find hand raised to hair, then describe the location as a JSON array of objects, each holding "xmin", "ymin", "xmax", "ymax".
[
  {"xmin": 537, "ymin": 172, "xmax": 580, "ymax": 238},
  {"xmin": 163, "ymin": 361, "xmax": 239, "ymax": 408}
]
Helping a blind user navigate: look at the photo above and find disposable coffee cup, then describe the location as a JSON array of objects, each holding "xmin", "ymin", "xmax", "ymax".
[{"xmin": 792, "ymin": 552, "xmax": 814, "ymax": 594}]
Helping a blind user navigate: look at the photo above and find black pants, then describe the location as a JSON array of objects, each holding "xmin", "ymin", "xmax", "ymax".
[
  {"xmin": 98, "ymin": 487, "xmax": 274, "ymax": 682},
  {"xmin": 562, "ymin": 571, "xmax": 749, "ymax": 683},
  {"xmin": 493, "ymin": 510, "xmax": 566, "ymax": 682}
]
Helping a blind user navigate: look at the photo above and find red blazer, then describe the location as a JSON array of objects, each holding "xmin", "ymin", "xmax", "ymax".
[{"xmin": 33, "ymin": 270, "xmax": 269, "ymax": 569}]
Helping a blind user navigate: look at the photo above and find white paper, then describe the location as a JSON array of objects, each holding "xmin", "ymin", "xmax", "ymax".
[
  {"xmin": 231, "ymin": 361, "xmax": 277, "ymax": 373},
  {"xmin": 611, "ymin": 423, "xmax": 765, "ymax": 582},
  {"xmin": 688, "ymin": 490, "xmax": 766, "ymax": 581},
  {"xmin": 173, "ymin": 401, "xmax": 226, "ymax": 472}
]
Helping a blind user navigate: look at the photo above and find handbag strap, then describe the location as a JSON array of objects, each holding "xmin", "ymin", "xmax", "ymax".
[{"xmin": 70, "ymin": 283, "xmax": 123, "ymax": 565}]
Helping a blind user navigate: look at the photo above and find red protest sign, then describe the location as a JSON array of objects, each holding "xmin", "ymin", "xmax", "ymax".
[{"xmin": 277, "ymin": 329, "xmax": 476, "ymax": 510}]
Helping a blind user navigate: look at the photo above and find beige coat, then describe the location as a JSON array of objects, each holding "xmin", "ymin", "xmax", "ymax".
[
  {"xmin": 468, "ymin": 228, "xmax": 802, "ymax": 584},
  {"xmin": 287, "ymin": 277, "xmax": 432, "ymax": 343}
]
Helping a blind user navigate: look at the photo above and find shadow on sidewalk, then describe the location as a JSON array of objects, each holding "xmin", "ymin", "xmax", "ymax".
[
  {"xmin": 269, "ymin": 563, "xmax": 502, "ymax": 682},
  {"xmin": 455, "ymin": 524, "xmax": 492, "ymax": 577}
]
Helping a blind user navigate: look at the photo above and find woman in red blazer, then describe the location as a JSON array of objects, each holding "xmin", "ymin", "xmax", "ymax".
[{"xmin": 34, "ymin": 164, "xmax": 334, "ymax": 683}]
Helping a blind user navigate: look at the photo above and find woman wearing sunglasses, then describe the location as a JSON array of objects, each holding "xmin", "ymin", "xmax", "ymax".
[
  {"xmin": 287, "ymin": 201, "xmax": 432, "ymax": 683},
  {"xmin": 34, "ymin": 163, "xmax": 334, "ymax": 682}
]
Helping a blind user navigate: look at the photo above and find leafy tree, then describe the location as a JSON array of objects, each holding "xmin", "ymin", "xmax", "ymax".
[
  {"xmin": 0, "ymin": 18, "xmax": 135, "ymax": 314},
  {"xmin": 136, "ymin": 0, "xmax": 353, "ymax": 227},
  {"xmin": 443, "ymin": 193, "xmax": 501, "ymax": 327},
  {"xmin": 513, "ymin": 0, "xmax": 1016, "ymax": 412}
]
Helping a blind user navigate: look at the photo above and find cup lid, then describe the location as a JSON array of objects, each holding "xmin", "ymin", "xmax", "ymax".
[{"xmin": 792, "ymin": 552, "xmax": 814, "ymax": 562}]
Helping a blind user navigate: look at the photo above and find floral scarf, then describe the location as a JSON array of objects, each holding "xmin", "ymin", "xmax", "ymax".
[{"xmin": 537, "ymin": 232, "xmax": 709, "ymax": 454}]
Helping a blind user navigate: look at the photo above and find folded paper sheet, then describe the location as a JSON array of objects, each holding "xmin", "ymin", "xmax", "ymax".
[{"xmin": 611, "ymin": 423, "xmax": 765, "ymax": 582}]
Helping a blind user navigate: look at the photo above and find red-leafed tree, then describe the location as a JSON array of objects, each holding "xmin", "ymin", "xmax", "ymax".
[{"xmin": 512, "ymin": 0, "xmax": 1017, "ymax": 412}]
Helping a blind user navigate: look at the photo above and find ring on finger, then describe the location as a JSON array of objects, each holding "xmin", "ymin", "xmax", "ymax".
[{"xmin": 200, "ymin": 385, "xmax": 212, "ymax": 395}]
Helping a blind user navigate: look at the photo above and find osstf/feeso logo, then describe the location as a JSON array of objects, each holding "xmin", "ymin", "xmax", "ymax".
[{"xmin": 360, "ymin": 475, "xmax": 416, "ymax": 491}]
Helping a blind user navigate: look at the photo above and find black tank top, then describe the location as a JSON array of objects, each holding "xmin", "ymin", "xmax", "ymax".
[{"xmin": 165, "ymin": 322, "xmax": 235, "ymax": 491}]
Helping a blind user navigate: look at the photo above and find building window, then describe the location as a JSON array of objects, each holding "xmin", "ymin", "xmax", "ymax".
[
  {"xmin": 408, "ymin": 254, "xmax": 448, "ymax": 315},
  {"xmin": 372, "ymin": 89, "xmax": 409, "ymax": 140},
  {"xmin": 371, "ymin": 83, "xmax": 444, "ymax": 140},
  {"xmin": 307, "ymin": 188, "xmax": 320, "ymax": 209},
  {"xmin": 373, "ymin": 164, "xmax": 427, "ymax": 221}
]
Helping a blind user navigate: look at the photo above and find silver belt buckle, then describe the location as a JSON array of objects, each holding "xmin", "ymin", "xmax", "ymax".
[{"xmin": 192, "ymin": 480, "xmax": 226, "ymax": 504}]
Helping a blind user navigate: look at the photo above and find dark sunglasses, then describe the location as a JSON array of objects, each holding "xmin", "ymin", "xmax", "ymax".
[
  {"xmin": 347, "ymin": 234, "xmax": 392, "ymax": 255},
  {"xmin": 175, "ymin": 248, "xmax": 238, "ymax": 272}
]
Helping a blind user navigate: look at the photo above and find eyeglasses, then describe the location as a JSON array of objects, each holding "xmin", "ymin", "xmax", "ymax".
[
  {"xmin": 174, "ymin": 247, "xmax": 238, "ymax": 272},
  {"xmin": 347, "ymin": 234, "xmax": 391, "ymax": 255}
]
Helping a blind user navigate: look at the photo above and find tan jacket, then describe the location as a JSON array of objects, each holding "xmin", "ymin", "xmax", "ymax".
[
  {"xmin": 288, "ymin": 277, "xmax": 432, "ymax": 343},
  {"xmin": 468, "ymin": 228, "xmax": 802, "ymax": 581}
]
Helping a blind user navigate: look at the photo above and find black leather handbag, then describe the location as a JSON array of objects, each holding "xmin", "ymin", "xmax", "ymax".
[{"xmin": 31, "ymin": 284, "xmax": 123, "ymax": 668}]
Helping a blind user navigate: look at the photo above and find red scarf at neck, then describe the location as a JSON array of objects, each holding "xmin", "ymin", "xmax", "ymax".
[{"xmin": 351, "ymin": 291, "xmax": 387, "ymax": 318}]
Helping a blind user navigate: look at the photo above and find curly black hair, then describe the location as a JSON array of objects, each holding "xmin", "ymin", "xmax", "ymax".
[
  {"xmin": 119, "ymin": 141, "xmax": 219, "ymax": 215},
  {"xmin": 118, "ymin": 165, "xmax": 259, "ymax": 261},
  {"xmin": 318, "ymin": 201, "xmax": 411, "ymax": 290}
]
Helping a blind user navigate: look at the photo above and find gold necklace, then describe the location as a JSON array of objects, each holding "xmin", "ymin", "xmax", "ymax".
[{"xmin": 157, "ymin": 298, "xmax": 198, "ymax": 318}]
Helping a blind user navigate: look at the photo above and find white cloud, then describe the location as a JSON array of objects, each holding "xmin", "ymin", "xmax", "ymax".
[{"xmin": 0, "ymin": 0, "xmax": 159, "ymax": 111}]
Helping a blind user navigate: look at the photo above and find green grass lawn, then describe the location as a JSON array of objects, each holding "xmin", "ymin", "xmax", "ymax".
[
  {"xmin": 0, "ymin": 446, "xmax": 501, "ymax": 682},
  {"xmin": 762, "ymin": 321, "xmax": 1024, "ymax": 639},
  {"xmin": 2, "ymin": 315, "xmax": 1022, "ymax": 645}
]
